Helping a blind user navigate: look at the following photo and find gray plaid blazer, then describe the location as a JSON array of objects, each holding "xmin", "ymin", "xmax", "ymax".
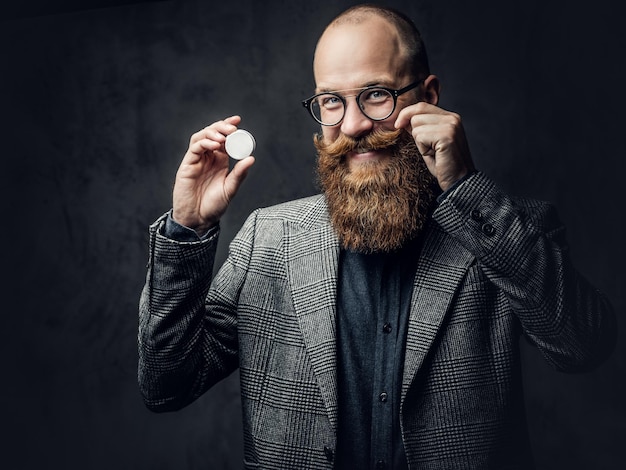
[{"xmin": 139, "ymin": 172, "xmax": 614, "ymax": 469}]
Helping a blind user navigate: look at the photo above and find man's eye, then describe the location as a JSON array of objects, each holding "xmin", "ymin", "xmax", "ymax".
[
  {"xmin": 363, "ymin": 89, "xmax": 388, "ymax": 102},
  {"xmin": 321, "ymin": 95, "xmax": 342, "ymax": 109}
]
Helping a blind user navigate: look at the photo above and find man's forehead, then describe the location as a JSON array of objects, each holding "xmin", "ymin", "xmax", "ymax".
[{"xmin": 313, "ymin": 17, "xmax": 408, "ymax": 92}]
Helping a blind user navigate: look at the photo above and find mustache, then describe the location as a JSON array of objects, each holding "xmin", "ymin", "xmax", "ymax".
[{"xmin": 313, "ymin": 127, "xmax": 405, "ymax": 159}]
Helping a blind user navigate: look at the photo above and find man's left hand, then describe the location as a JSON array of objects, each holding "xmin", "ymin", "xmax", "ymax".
[{"xmin": 395, "ymin": 102, "xmax": 475, "ymax": 192}]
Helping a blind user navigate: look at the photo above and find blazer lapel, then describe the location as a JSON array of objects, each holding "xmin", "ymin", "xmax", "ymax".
[
  {"xmin": 284, "ymin": 199, "xmax": 340, "ymax": 432},
  {"xmin": 401, "ymin": 221, "xmax": 474, "ymax": 399}
]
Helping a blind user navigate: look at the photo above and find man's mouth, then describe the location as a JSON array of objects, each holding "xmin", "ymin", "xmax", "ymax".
[{"xmin": 347, "ymin": 147, "xmax": 389, "ymax": 166}]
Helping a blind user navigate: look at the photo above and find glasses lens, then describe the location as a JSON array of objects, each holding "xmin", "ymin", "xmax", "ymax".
[
  {"xmin": 358, "ymin": 88, "xmax": 394, "ymax": 120},
  {"xmin": 310, "ymin": 94, "xmax": 344, "ymax": 126}
]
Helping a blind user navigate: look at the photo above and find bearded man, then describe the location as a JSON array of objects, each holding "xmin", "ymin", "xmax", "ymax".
[{"xmin": 138, "ymin": 4, "xmax": 615, "ymax": 469}]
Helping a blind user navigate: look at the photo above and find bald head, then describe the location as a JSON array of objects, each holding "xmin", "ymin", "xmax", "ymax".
[{"xmin": 315, "ymin": 4, "xmax": 430, "ymax": 82}]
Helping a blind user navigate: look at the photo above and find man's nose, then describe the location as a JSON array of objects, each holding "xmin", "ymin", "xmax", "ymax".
[{"xmin": 340, "ymin": 99, "xmax": 373, "ymax": 138}]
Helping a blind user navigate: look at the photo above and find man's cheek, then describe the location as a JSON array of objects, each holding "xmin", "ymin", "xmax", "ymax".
[{"xmin": 322, "ymin": 127, "xmax": 340, "ymax": 143}]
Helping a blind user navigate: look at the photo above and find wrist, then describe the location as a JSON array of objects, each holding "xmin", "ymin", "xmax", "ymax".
[{"xmin": 171, "ymin": 210, "xmax": 217, "ymax": 235}]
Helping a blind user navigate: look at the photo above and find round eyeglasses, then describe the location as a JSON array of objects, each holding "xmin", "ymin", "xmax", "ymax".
[{"xmin": 302, "ymin": 80, "xmax": 423, "ymax": 126}]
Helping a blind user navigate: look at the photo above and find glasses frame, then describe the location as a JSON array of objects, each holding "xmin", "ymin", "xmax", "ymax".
[{"xmin": 302, "ymin": 79, "xmax": 424, "ymax": 126}]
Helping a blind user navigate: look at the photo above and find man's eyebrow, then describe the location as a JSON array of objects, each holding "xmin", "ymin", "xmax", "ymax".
[{"xmin": 316, "ymin": 81, "xmax": 393, "ymax": 94}]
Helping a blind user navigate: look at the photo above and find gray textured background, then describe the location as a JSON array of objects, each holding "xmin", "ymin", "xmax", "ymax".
[{"xmin": 1, "ymin": 0, "xmax": 624, "ymax": 469}]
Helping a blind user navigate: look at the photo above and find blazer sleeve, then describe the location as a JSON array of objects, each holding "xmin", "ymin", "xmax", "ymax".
[
  {"xmin": 433, "ymin": 172, "xmax": 617, "ymax": 372},
  {"xmin": 138, "ymin": 210, "xmax": 257, "ymax": 412}
]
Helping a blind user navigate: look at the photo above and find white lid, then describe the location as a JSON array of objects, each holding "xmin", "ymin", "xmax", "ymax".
[{"xmin": 225, "ymin": 129, "xmax": 256, "ymax": 160}]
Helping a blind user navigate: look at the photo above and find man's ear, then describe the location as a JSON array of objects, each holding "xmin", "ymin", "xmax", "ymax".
[{"xmin": 423, "ymin": 75, "xmax": 441, "ymax": 105}]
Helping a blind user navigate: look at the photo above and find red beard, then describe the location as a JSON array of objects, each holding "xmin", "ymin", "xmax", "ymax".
[{"xmin": 314, "ymin": 128, "xmax": 439, "ymax": 253}]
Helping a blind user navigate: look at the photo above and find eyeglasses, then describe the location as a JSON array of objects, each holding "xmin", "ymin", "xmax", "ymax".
[{"xmin": 302, "ymin": 80, "xmax": 423, "ymax": 126}]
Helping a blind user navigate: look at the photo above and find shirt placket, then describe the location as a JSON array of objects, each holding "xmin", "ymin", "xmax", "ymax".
[{"xmin": 370, "ymin": 262, "xmax": 399, "ymax": 470}]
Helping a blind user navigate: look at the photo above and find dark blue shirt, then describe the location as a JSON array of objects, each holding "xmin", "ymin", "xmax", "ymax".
[{"xmin": 335, "ymin": 237, "xmax": 422, "ymax": 470}]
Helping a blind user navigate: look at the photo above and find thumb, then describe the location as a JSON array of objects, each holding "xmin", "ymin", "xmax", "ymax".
[{"xmin": 224, "ymin": 156, "xmax": 255, "ymax": 199}]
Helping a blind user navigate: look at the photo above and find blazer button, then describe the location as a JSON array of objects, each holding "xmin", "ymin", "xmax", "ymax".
[
  {"xmin": 324, "ymin": 446, "xmax": 334, "ymax": 462},
  {"xmin": 470, "ymin": 209, "xmax": 483, "ymax": 221},
  {"xmin": 482, "ymin": 223, "xmax": 495, "ymax": 236}
]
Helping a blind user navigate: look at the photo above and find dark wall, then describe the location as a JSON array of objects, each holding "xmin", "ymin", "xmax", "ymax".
[{"xmin": 1, "ymin": 1, "xmax": 624, "ymax": 468}]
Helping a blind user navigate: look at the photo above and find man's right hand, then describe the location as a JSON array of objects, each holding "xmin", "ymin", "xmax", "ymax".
[{"xmin": 172, "ymin": 115, "xmax": 255, "ymax": 234}]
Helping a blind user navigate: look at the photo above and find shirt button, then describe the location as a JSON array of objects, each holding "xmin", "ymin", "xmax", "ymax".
[
  {"xmin": 379, "ymin": 392, "xmax": 388, "ymax": 402},
  {"xmin": 382, "ymin": 323, "xmax": 392, "ymax": 333},
  {"xmin": 376, "ymin": 460, "xmax": 386, "ymax": 469}
]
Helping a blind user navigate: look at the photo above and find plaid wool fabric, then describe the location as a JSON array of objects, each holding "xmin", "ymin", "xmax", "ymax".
[{"xmin": 138, "ymin": 172, "xmax": 614, "ymax": 469}]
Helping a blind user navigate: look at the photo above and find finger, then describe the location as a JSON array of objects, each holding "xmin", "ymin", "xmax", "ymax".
[
  {"xmin": 187, "ymin": 121, "xmax": 242, "ymax": 162},
  {"xmin": 395, "ymin": 102, "xmax": 431, "ymax": 129},
  {"xmin": 395, "ymin": 102, "xmax": 452, "ymax": 130},
  {"xmin": 409, "ymin": 123, "xmax": 443, "ymax": 158},
  {"xmin": 414, "ymin": 139, "xmax": 435, "ymax": 158},
  {"xmin": 190, "ymin": 124, "xmax": 232, "ymax": 146},
  {"xmin": 215, "ymin": 115, "xmax": 242, "ymax": 135},
  {"xmin": 184, "ymin": 136, "xmax": 230, "ymax": 166},
  {"xmin": 224, "ymin": 115, "xmax": 242, "ymax": 126},
  {"xmin": 190, "ymin": 116, "xmax": 242, "ymax": 145},
  {"xmin": 224, "ymin": 156, "xmax": 255, "ymax": 198},
  {"xmin": 188, "ymin": 137, "xmax": 224, "ymax": 157}
]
